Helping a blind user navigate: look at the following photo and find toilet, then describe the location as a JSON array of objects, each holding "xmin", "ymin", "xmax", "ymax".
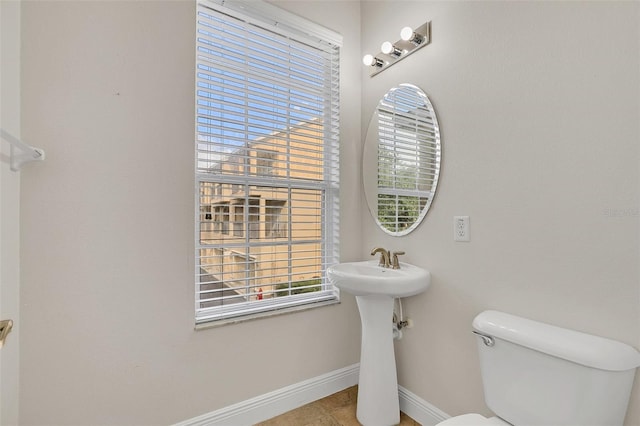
[{"xmin": 437, "ymin": 310, "xmax": 640, "ymax": 426}]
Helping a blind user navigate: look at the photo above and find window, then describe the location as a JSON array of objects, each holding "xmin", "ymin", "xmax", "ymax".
[
  {"xmin": 265, "ymin": 199, "xmax": 287, "ymax": 239},
  {"xmin": 195, "ymin": 0, "xmax": 341, "ymax": 324},
  {"xmin": 255, "ymin": 150, "xmax": 278, "ymax": 176}
]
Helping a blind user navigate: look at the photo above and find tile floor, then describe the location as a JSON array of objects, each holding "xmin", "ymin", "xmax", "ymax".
[{"xmin": 254, "ymin": 386, "xmax": 421, "ymax": 426}]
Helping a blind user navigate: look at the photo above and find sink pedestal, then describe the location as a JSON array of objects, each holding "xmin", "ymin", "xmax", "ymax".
[
  {"xmin": 356, "ymin": 294, "xmax": 400, "ymax": 426},
  {"xmin": 326, "ymin": 260, "xmax": 431, "ymax": 426}
]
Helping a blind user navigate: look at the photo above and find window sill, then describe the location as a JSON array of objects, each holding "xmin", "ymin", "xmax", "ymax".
[{"xmin": 194, "ymin": 298, "xmax": 341, "ymax": 330}]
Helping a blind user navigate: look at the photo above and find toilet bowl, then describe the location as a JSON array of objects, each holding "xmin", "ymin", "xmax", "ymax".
[
  {"xmin": 435, "ymin": 311, "xmax": 640, "ymax": 426},
  {"xmin": 437, "ymin": 413, "xmax": 508, "ymax": 425}
]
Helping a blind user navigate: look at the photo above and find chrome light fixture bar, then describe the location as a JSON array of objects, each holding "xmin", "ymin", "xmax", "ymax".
[{"xmin": 362, "ymin": 21, "xmax": 431, "ymax": 77}]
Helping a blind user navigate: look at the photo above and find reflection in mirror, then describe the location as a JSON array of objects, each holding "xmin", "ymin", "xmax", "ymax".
[{"xmin": 363, "ymin": 84, "xmax": 441, "ymax": 236}]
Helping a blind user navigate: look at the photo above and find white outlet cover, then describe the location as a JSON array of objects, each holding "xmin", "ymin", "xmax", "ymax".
[{"xmin": 454, "ymin": 216, "xmax": 470, "ymax": 242}]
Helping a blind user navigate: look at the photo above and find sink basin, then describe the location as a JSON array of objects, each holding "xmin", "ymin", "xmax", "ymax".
[{"xmin": 327, "ymin": 260, "xmax": 430, "ymax": 297}]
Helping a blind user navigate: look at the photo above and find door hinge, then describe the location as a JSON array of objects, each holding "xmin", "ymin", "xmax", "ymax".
[{"xmin": 0, "ymin": 319, "xmax": 14, "ymax": 349}]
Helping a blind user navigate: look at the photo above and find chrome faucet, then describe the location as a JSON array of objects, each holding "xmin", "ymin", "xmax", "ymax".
[{"xmin": 371, "ymin": 247, "xmax": 390, "ymax": 268}]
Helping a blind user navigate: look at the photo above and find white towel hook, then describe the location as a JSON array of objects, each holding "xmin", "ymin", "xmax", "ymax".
[{"xmin": 0, "ymin": 128, "xmax": 45, "ymax": 171}]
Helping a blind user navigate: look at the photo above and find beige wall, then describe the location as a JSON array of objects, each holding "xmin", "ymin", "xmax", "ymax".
[
  {"xmin": 1, "ymin": 1, "xmax": 22, "ymax": 424},
  {"xmin": 19, "ymin": 1, "xmax": 362, "ymax": 424},
  {"xmin": 17, "ymin": 0, "xmax": 640, "ymax": 425},
  {"xmin": 360, "ymin": 1, "xmax": 640, "ymax": 424}
]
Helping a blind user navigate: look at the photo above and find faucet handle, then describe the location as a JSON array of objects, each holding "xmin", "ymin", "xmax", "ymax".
[{"xmin": 391, "ymin": 251, "xmax": 405, "ymax": 269}]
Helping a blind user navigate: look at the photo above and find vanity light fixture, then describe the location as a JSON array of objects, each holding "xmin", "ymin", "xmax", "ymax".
[{"xmin": 364, "ymin": 21, "xmax": 431, "ymax": 77}]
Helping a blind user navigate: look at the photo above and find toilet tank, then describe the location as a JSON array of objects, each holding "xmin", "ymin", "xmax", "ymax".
[{"xmin": 472, "ymin": 311, "xmax": 640, "ymax": 426}]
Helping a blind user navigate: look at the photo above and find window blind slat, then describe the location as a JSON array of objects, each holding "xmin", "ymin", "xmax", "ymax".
[
  {"xmin": 196, "ymin": 32, "xmax": 335, "ymax": 87},
  {"xmin": 196, "ymin": 58, "xmax": 334, "ymax": 102}
]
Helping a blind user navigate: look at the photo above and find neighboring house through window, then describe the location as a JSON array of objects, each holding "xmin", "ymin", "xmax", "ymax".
[{"xmin": 195, "ymin": 0, "xmax": 341, "ymax": 324}]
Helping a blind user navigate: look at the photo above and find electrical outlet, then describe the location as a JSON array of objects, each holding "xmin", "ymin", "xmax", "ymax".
[{"xmin": 454, "ymin": 216, "xmax": 470, "ymax": 242}]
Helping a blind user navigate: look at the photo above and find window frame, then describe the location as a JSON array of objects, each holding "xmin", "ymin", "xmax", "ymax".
[{"xmin": 194, "ymin": 0, "xmax": 342, "ymax": 326}]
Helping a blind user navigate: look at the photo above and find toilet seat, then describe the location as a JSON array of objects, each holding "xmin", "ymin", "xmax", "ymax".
[{"xmin": 436, "ymin": 413, "xmax": 511, "ymax": 426}]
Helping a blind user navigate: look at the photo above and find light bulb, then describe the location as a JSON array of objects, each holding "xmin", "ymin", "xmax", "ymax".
[
  {"xmin": 381, "ymin": 41, "xmax": 394, "ymax": 55},
  {"xmin": 362, "ymin": 54, "xmax": 383, "ymax": 67},
  {"xmin": 400, "ymin": 26, "xmax": 424, "ymax": 45},
  {"xmin": 381, "ymin": 41, "xmax": 402, "ymax": 57},
  {"xmin": 400, "ymin": 26, "xmax": 414, "ymax": 41}
]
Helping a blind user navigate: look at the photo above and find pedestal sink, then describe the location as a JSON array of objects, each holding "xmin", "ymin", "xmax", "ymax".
[{"xmin": 327, "ymin": 260, "xmax": 431, "ymax": 426}]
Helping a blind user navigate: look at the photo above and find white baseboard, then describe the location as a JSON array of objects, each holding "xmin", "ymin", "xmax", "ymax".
[
  {"xmin": 399, "ymin": 385, "xmax": 450, "ymax": 426},
  {"xmin": 175, "ymin": 363, "xmax": 359, "ymax": 426},
  {"xmin": 175, "ymin": 363, "xmax": 450, "ymax": 426}
]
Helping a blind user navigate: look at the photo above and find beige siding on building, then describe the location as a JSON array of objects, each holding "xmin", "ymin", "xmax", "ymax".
[{"xmin": 198, "ymin": 121, "xmax": 325, "ymax": 306}]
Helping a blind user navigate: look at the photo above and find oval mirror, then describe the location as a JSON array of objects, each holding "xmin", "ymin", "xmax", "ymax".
[{"xmin": 363, "ymin": 84, "xmax": 441, "ymax": 236}]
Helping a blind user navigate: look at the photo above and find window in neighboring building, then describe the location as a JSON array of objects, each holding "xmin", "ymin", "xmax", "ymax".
[
  {"xmin": 265, "ymin": 199, "xmax": 287, "ymax": 239},
  {"xmin": 255, "ymin": 150, "xmax": 278, "ymax": 176}
]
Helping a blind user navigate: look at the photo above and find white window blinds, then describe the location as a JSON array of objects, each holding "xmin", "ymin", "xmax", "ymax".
[{"xmin": 195, "ymin": 0, "xmax": 341, "ymax": 324}]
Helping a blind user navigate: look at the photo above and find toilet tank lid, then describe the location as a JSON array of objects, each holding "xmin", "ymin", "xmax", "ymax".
[{"xmin": 473, "ymin": 310, "xmax": 640, "ymax": 371}]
